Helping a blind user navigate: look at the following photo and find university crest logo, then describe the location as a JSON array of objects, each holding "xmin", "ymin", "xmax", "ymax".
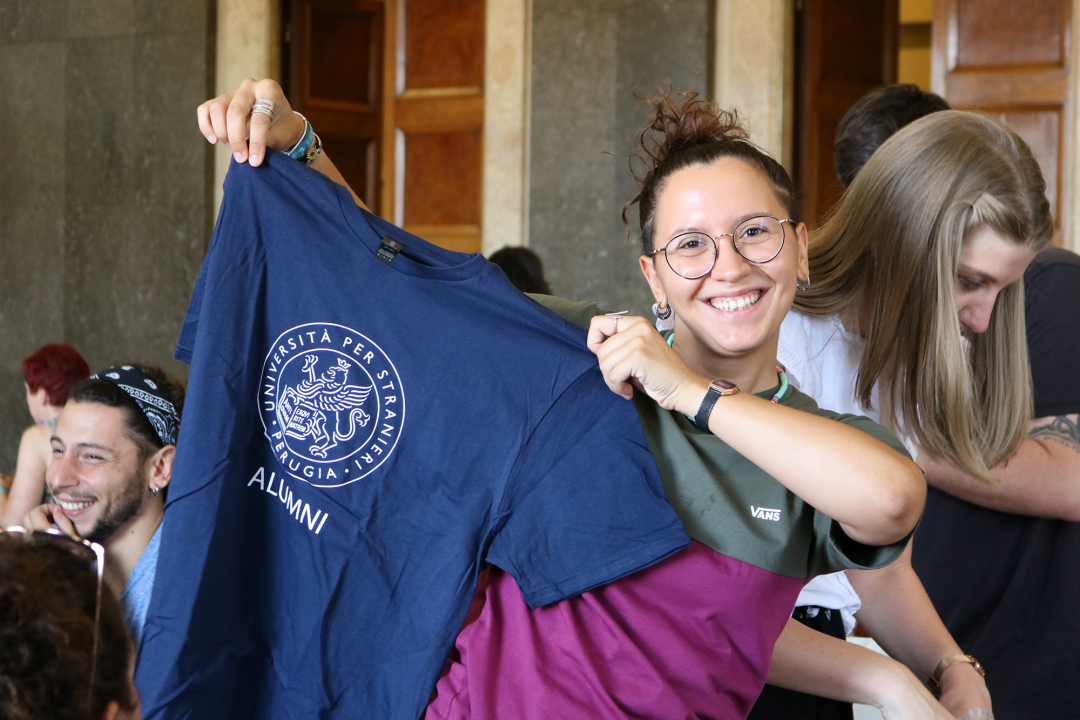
[{"xmin": 259, "ymin": 323, "xmax": 404, "ymax": 487}]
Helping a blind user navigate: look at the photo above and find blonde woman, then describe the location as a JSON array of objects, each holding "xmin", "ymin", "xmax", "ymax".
[{"xmin": 754, "ymin": 111, "xmax": 1053, "ymax": 719}]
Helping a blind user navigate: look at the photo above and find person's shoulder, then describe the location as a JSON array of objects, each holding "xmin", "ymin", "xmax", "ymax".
[
  {"xmin": 779, "ymin": 311, "xmax": 846, "ymax": 355},
  {"xmin": 778, "ymin": 311, "xmax": 848, "ymax": 390},
  {"xmin": 526, "ymin": 294, "xmax": 603, "ymax": 331},
  {"xmin": 1026, "ymin": 247, "xmax": 1080, "ymax": 278},
  {"xmin": 20, "ymin": 424, "xmax": 51, "ymax": 446},
  {"xmin": 1025, "ymin": 247, "xmax": 1080, "ymax": 312}
]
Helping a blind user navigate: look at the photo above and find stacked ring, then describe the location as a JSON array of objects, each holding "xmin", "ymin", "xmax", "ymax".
[{"xmin": 252, "ymin": 98, "xmax": 276, "ymax": 119}]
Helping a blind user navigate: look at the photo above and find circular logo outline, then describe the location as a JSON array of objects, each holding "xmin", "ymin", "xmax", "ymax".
[{"xmin": 258, "ymin": 322, "xmax": 404, "ymax": 488}]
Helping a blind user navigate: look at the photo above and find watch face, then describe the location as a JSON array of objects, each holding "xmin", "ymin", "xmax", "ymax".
[{"xmin": 711, "ymin": 379, "xmax": 739, "ymax": 394}]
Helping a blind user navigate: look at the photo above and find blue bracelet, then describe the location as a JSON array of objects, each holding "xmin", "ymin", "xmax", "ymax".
[{"xmin": 287, "ymin": 112, "xmax": 316, "ymax": 160}]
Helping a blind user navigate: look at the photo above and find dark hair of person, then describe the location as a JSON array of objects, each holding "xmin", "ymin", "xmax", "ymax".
[
  {"xmin": 623, "ymin": 88, "xmax": 799, "ymax": 256},
  {"xmin": 68, "ymin": 364, "xmax": 186, "ymax": 464},
  {"xmin": 0, "ymin": 534, "xmax": 136, "ymax": 720},
  {"xmin": 489, "ymin": 246, "xmax": 553, "ymax": 294},
  {"xmin": 22, "ymin": 344, "xmax": 91, "ymax": 407},
  {"xmin": 834, "ymin": 83, "xmax": 951, "ymax": 188}
]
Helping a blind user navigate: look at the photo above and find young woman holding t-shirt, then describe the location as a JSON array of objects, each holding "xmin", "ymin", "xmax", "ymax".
[{"xmin": 200, "ymin": 81, "xmax": 927, "ymax": 718}]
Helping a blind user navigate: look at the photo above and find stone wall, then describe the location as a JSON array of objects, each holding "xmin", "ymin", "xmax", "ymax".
[
  {"xmin": 0, "ymin": 0, "xmax": 213, "ymax": 472},
  {"xmin": 528, "ymin": 0, "xmax": 711, "ymax": 316}
]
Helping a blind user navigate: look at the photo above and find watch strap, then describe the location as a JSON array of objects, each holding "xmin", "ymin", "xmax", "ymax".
[{"xmin": 693, "ymin": 379, "xmax": 738, "ymax": 427}]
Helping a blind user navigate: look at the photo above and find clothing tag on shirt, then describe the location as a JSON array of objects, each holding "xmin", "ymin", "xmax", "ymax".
[{"xmin": 376, "ymin": 238, "xmax": 403, "ymax": 265}]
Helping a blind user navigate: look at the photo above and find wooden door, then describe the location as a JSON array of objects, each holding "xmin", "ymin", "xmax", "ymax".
[
  {"xmin": 286, "ymin": 0, "xmax": 385, "ymax": 213},
  {"xmin": 795, "ymin": 0, "xmax": 899, "ymax": 227},
  {"xmin": 285, "ymin": 0, "xmax": 485, "ymax": 252},
  {"xmin": 385, "ymin": 0, "xmax": 484, "ymax": 253},
  {"xmin": 932, "ymin": 0, "xmax": 1071, "ymax": 243}
]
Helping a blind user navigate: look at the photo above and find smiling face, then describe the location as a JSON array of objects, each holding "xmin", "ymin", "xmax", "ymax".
[
  {"xmin": 46, "ymin": 401, "xmax": 152, "ymax": 545},
  {"xmin": 956, "ymin": 224, "xmax": 1037, "ymax": 334},
  {"xmin": 640, "ymin": 157, "xmax": 808, "ymax": 385}
]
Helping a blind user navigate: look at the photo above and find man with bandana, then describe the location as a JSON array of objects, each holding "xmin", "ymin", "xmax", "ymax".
[{"xmin": 23, "ymin": 364, "xmax": 185, "ymax": 646}]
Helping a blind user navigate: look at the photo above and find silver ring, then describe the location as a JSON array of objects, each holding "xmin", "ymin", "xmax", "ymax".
[
  {"xmin": 605, "ymin": 310, "xmax": 628, "ymax": 334},
  {"xmin": 252, "ymin": 98, "xmax": 276, "ymax": 119}
]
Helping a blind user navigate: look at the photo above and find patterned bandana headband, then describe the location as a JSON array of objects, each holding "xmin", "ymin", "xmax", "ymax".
[{"xmin": 91, "ymin": 365, "xmax": 180, "ymax": 446}]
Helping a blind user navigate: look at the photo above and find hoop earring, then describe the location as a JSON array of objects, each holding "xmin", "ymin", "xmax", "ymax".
[
  {"xmin": 151, "ymin": 486, "xmax": 160, "ymax": 497},
  {"xmin": 653, "ymin": 301, "xmax": 674, "ymax": 332},
  {"xmin": 796, "ymin": 275, "xmax": 811, "ymax": 292}
]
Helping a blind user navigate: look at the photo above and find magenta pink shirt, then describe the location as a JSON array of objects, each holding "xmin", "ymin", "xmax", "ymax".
[{"xmin": 425, "ymin": 541, "xmax": 803, "ymax": 720}]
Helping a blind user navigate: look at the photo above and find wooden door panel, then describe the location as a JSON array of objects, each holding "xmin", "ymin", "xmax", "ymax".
[
  {"xmin": 989, "ymin": 108, "xmax": 1063, "ymax": 221},
  {"xmin": 288, "ymin": 0, "xmax": 385, "ymax": 213},
  {"xmin": 402, "ymin": 130, "xmax": 482, "ymax": 226},
  {"xmin": 389, "ymin": 0, "xmax": 485, "ymax": 252},
  {"xmin": 403, "ymin": 0, "xmax": 484, "ymax": 91},
  {"xmin": 796, "ymin": 0, "xmax": 899, "ymax": 227},
  {"xmin": 395, "ymin": 93, "xmax": 484, "ymax": 132},
  {"xmin": 933, "ymin": 0, "xmax": 1071, "ymax": 240},
  {"xmin": 285, "ymin": 0, "xmax": 485, "ymax": 249},
  {"xmin": 941, "ymin": 70, "xmax": 1068, "ymax": 106},
  {"xmin": 318, "ymin": 134, "xmax": 379, "ymax": 206},
  {"xmin": 954, "ymin": 0, "xmax": 1066, "ymax": 68},
  {"xmin": 307, "ymin": 5, "xmax": 380, "ymax": 108}
]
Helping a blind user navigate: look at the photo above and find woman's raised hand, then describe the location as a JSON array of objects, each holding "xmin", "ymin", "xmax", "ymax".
[
  {"xmin": 197, "ymin": 78, "xmax": 306, "ymax": 167},
  {"xmin": 586, "ymin": 315, "xmax": 707, "ymax": 414},
  {"xmin": 21, "ymin": 503, "xmax": 82, "ymax": 540}
]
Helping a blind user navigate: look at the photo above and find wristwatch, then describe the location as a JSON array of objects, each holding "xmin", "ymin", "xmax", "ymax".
[
  {"xmin": 930, "ymin": 654, "xmax": 985, "ymax": 692},
  {"xmin": 694, "ymin": 379, "xmax": 739, "ymax": 427}
]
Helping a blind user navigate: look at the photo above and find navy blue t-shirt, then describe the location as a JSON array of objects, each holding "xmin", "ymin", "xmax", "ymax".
[{"xmin": 136, "ymin": 152, "xmax": 689, "ymax": 720}]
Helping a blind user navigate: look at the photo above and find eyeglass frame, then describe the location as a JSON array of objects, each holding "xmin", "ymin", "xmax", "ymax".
[
  {"xmin": 648, "ymin": 215, "xmax": 795, "ymax": 279},
  {"xmin": 2, "ymin": 525, "xmax": 106, "ymax": 708}
]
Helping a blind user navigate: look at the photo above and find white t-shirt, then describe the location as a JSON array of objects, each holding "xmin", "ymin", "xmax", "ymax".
[{"xmin": 777, "ymin": 311, "xmax": 918, "ymax": 635}]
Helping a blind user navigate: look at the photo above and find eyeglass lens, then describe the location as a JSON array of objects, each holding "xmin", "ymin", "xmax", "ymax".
[{"xmin": 663, "ymin": 216, "xmax": 786, "ymax": 279}]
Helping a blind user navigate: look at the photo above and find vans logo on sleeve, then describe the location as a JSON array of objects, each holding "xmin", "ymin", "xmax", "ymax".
[{"xmin": 750, "ymin": 506, "xmax": 782, "ymax": 522}]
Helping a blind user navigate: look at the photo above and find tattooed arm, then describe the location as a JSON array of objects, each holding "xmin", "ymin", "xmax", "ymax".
[{"xmin": 918, "ymin": 414, "xmax": 1080, "ymax": 521}]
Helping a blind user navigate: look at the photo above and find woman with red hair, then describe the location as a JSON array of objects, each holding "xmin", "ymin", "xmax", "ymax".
[{"xmin": 0, "ymin": 344, "xmax": 90, "ymax": 525}]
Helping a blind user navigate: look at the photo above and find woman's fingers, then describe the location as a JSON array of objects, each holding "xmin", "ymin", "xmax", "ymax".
[
  {"xmin": 247, "ymin": 78, "xmax": 292, "ymax": 166},
  {"xmin": 196, "ymin": 97, "xmax": 220, "ymax": 144},
  {"xmin": 587, "ymin": 316, "xmax": 649, "ymax": 399},
  {"xmin": 197, "ymin": 79, "xmax": 304, "ymax": 167},
  {"xmin": 586, "ymin": 316, "xmax": 696, "ymax": 408},
  {"xmin": 21, "ymin": 504, "xmax": 81, "ymax": 539},
  {"xmin": 226, "ymin": 78, "xmax": 259, "ymax": 162}
]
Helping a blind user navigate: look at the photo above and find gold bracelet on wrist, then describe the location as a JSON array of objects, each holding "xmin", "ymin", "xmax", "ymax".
[{"xmin": 929, "ymin": 654, "xmax": 985, "ymax": 692}]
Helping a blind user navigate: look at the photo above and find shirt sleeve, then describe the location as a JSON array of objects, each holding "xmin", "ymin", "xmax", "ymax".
[
  {"xmin": 175, "ymin": 191, "xmax": 233, "ymax": 364},
  {"xmin": 1025, "ymin": 255, "xmax": 1080, "ymax": 417},
  {"xmin": 807, "ymin": 413, "xmax": 916, "ymax": 578},
  {"xmin": 485, "ymin": 366, "xmax": 690, "ymax": 608}
]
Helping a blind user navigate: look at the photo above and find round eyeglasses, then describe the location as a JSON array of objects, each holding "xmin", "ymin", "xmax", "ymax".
[{"xmin": 650, "ymin": 216, "xmax": 793, "ymax": 279}]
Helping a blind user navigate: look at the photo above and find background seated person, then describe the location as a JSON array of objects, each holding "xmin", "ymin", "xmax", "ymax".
[
  {"xmin": 755, "ymin": 103, "xmax": 1051, "ymax": 718},
  {"xmin": 23, "ymin": 364, "xmax": 184, "ymax": 646},
  {"xmin": 836, "ymin": 83, "xmax": 1080, "ymax": 720},
  {"xmin": 488, "ymin": 246, "xmax": 552, "ymax": 294},
  {"xmin": 1, "ymin": 343, "xmax": 90, "ymax": 525},
  {"xmin": 0, "ymin": 527, "xmax": 139, "ymax": 720}
]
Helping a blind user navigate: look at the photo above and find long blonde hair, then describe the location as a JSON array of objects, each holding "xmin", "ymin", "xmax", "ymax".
[{"xmin": 795, "ymin": 111, "xmax": 1053, "ymax": 481}]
